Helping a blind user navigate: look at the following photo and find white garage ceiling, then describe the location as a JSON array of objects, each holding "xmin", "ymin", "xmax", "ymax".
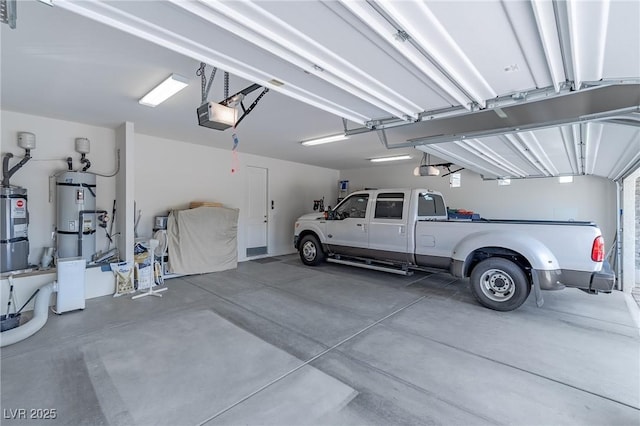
[{"xmin": 1, "ymin": 0, "xmax": 639, "ymax": 178}]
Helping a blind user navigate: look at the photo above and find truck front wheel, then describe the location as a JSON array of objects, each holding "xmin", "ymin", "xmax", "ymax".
[
  {"xmin": 470, "ymin": 258, "xmax": 530, "ymax": 311},
  {"xmin": 299, "ymin": 235, "xmax": 325, "ymax": 266}
]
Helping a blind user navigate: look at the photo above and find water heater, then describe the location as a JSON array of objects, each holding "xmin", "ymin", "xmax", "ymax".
[
  {"xmin": 1, "ymin": 131, "xmax": 35, "ymax": 273},
  {"xmin": 56, "ymin": 172, "xmax": 97, "ymax": 262},
  {"xmin": 0, "ymin": 187, "xmax": 29, "ymax": 272}
]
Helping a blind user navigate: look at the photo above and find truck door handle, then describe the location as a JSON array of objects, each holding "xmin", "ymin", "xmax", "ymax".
[
  {"xmin": 399, "ymin": 225, "xmax": 405, "ymax": 234},
  {"xmin": 356, "ymin": 223, "xmax": 362, "ymax": 226}
]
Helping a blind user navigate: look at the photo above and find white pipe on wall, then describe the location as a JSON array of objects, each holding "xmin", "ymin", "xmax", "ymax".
[{"xmin": 0, "ymin": 282, "xmax": 57, "ymax": 347}]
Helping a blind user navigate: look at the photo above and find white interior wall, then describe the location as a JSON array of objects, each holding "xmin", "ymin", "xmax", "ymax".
[
  {"xmin": 1, "ymin": 110, "xmax": 119, "ymax": 310},
  {"xmin": 339, "ymin": 163, "xmax": 617, "ymax": 248},
  {"xmin": 1, "ymin": 110, "xmax": 338, "ymax": 311},
  {"xmin": 134, "ymin": 134, "xmax": 339, "ymax": 260},
  {"xmin": 1, "ymin": 110, "xmax": 118, "ymax": 263}
]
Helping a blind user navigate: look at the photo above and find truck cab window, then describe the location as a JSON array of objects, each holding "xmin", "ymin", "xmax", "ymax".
[
  {"xmin": 335, "ymin": 194, "xmax": 369, "ymax": 219},
  {"xmin": 418, "ymin": 193, "xmax": 446, "ymax": 217},
  {"xmin": 375, "ymin": 192, "xmax": 404, "ymax": 219}
]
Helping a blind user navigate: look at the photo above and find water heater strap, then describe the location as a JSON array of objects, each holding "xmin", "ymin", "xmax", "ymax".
[
  {"xmin": 55, "ymin": 182, "xmax": 96, "ymax": 187},
  {"xmin": 57, "ymin": 230, "xmax": 96, "ymax": 235},
  {"xmin": 0, "ymin": 194, "xmax": 28, "ymax": 200},
  {"xmin": 0, "ymin": 237, "xmax": 28, "ymax": 244}
]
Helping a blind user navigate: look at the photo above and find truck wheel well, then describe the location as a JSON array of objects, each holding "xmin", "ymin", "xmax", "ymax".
[
  {"xmin": 465, "ymin": 247, "xmax": 532, "ymax": 278},
  {"xmin": 298, "ymin": 230, "xmax": 324, "ymax": 251}
]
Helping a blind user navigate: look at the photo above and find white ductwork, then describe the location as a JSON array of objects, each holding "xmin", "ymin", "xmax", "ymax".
[{"xmin": 0, "ymin": 282, "xmax": 57, "ymax": 347}]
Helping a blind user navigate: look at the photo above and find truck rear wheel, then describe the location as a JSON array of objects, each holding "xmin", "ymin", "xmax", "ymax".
[
  {"xmin": 470, "ymin": 258, "xmax": 530, "ymax": 311},
  {"xmin": 299, "ymin": 235, "xmax": 325, "ymax": 266}
]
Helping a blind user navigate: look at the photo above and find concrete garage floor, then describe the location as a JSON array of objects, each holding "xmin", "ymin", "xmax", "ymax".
[{"xmin": 1, "ymin": 254, "xmax": 639, "ymax": 425}]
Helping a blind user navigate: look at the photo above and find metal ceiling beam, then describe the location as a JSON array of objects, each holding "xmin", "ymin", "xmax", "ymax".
[{"xmin": 380, "ymin": 84, "xmax": 639, "ymax": 148}]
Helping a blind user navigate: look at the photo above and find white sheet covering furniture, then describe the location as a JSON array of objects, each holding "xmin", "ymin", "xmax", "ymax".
[{"xmin": 167, "ymin": 206, "xmax": 239, "ymax": 274}]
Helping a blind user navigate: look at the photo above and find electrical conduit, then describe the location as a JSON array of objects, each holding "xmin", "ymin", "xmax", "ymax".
[{"xmin": 0, "ymin": 282, "xmax": 57, "ymax": 347}]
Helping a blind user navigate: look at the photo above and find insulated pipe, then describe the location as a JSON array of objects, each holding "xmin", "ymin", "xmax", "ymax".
[{"xmin": 0, "ymin": 282, "xmax": 57, "ymax": 347}]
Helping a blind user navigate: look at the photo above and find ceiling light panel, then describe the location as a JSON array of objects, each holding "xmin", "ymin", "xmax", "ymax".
[
  {"xmin": 187, "ymin": 0, "xmax": 422, "ymax": 120},
  {"xmin": 301, "ymin": 134, "xmax": 348, "ymax": 146},
  {"xmin": 375, "ymin": 1, "xmax": 496, "ymax": 107},
  {"xmin": 138, "ymin": 73, "xmax": 189, "ymax": 107},
  {"xmin": 370, "ymin": 155, "xmax": 412, "ymax": 163}
]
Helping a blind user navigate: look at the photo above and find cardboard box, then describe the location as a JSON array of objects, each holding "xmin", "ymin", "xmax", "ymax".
[{"xmin": 189, "ymin": 201, "xmax": 223, "ymax": 209}]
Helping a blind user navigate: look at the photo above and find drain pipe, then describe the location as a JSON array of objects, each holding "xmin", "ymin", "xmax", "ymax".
[{"xmin": 0, "ymin": 282, "xmax": 57, "ymax": 347}]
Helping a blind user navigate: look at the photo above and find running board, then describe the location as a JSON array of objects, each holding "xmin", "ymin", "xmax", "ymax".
[{"xmin": 327, "ymin": 258, "xmax": 413, "ymax": 276}]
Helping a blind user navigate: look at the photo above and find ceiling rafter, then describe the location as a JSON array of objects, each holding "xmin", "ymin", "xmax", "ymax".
[
  {"xmin": 374, "ymin": 1, "xmax": 496, "ymax": 108},
  {"xmin": 608, "ymin": 128, "xmax": 640, "ymax": 181},
  {"xmin": 583, "ymin": 122, "xmax": 603, "ymax": 175},
  {"xmin": 418, "ymin": 144, "xmax": 504, "ymax": 179},
  {"xmin": 34, "ymin": 0, "xmax": 637, "ymax": 177},
  {"xmin": 503, "ymin": 133, "xmax": 551, "ymax": 176},
  {"xmin": 457, "ymin": 139, "xmax": 528, "ymax": 178},
  {"xmin": 337, "ymin": 0, "xmax": 473, "ymax": 110},
  {"xmin": 559, "ymin": 125, "xmax": 579, "ymax": 175}
]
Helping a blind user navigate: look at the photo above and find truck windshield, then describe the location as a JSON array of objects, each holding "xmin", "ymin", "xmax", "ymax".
[{"xmin": 418, "ymin": 193, "xmax": 446, "ymax": 217}]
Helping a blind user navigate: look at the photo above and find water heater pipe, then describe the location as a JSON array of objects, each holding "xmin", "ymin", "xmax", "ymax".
[
  {"xmin": 0, "ymin": 282, "xmax": 57, "ymax": 347},
  {"xmin": 1, "ymin": 150, "xmax": 32, "ymax": 187}
]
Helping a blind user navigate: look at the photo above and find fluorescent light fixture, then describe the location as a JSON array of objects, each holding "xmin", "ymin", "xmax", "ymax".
[
  {"xmin": 301, "ymin": 134, "xmax": 349, "ymax": 147},
  {"xmin": 370, "ymin": 155, "xmax": 412, "ymax": 163},
  {"xmin": 139, "ymin": 73, "xmax": 189, "ymax": 107},
  {"xmin": 558, "ymin": 176, "xmax": 574, "ymax": 183}
]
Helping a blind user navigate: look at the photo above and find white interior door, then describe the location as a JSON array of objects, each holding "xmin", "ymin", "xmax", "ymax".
[{"xmin": 246, "ymin": 166, "xmax": 268, "ymax": 257}]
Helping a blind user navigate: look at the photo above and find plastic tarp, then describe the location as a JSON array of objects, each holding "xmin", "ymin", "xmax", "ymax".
[{"xmin": 167, "ymin": 206, "xmax": 239, "ymax": 274}]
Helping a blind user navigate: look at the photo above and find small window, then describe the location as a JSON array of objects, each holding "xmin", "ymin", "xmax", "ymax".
[
  {"xmin": 375, "ymin": 193, "xmax": 404, "ymax": 219},
  {"xmin": 335, "ymin": 194, "xmax": 369, "ymax": 219},
  {"xmin": 418, "ymin": 193, "xmax": 446, "ymax": 217}
]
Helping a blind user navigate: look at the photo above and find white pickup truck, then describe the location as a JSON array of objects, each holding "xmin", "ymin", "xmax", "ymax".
[{"xmin": 294, "ymin": 188, "xmax": 614, "ymax": 311}]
